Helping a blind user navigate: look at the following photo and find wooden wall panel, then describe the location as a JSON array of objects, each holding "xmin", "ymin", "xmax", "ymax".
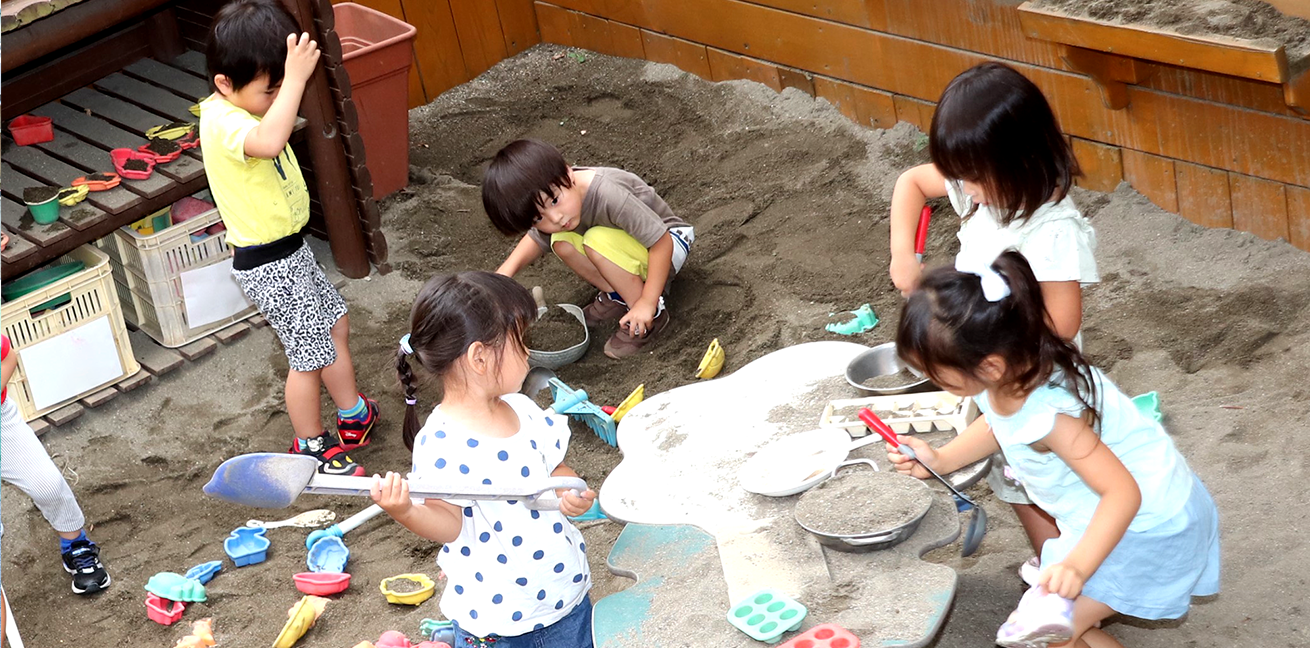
[
  {"xmin": 608, "ymin": 21, "xmax": 645, "ymax": 60},
  {"xmin": 1122, "ymin": 149, "xmax": 1178, "ymax": 213},
  {"xmin": 778, "ymin": 66, "xmax": 815, "ymax": 95},
  {"xmin": 1230, "ymin": 173, "xmax": 1290, "ymax": 242},
  {"xmin": 1071, "ymin": 137, "xmax": 1123, "ymax": 193},
  {"xmin": 892, "ymin": 94, "xmax": 934, "ymax": 132},
  {"xmin": 449, "ymin": 0, "xmax": 510, "ymax": 77},
  {"xmin": 495, "ymin": 0, "xmax": 541, "ymax": 56},
  {"xmin": 401, "ymin": 0, "xmax": 470, "ymax": 105},
  {"xmin": 640, "ymin": 29, "xmax": 711, "ymax": 80},
  {"xmin": 708, "ymin": 47, "xmax": 783, "ymax": 91},
  {"xmin": 1288, "ymin": 185, "xmax": 1310, "ymax": 252},
  {"xmin": 1175, "ymin": 162, "xmax": 1233, "ymax": 230},
  {"xmin": 741, "ymin": 0, "xmax": 884, "ymax": 29},
  {"xmin": 813, "ymin": 76, "xmax": 896, "ymax": 129},
  {"xmin": 536, "ymin": 1, "xmax": 575, "ymax": 46}
]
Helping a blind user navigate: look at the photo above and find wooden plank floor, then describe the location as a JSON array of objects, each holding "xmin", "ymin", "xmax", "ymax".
[
  {"xmin": 2, "ymin": 224, "xmax": 38, "ymax": 266},
  {"xmin": 94, "ymin": 72, "xmax": 198, "ymax": 123},
  {"xmin": 1, "ymin": 145, "xmax": 135, "ymax": 216},
  {"xmin": 0, "ymin": 194, "xmax": 72, "ymax": 250},
  {"xmin": 124, "ymin": 57, "xmax": 210, "ymax": 100},
  {"xmin": 0, "ymin": 162, "xmax": 110, "ymax": 231}
]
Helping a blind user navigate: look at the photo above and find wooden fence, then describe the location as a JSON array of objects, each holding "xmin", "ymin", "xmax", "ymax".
[{"xmin": 350, "ymin": 0, "xmax": 1310, "ymax": 252}]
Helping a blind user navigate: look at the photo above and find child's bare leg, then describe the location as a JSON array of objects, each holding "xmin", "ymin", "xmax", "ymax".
[
  {"xmin": 584, "ymin": 246, "xmax": 644, "ymax": 306},
  {"xmin": 1014, "ymin": 503, "xmax": 1060, "ymax": 554},
  {"xmin": 319, "ymin": 315, "xmax": 360, "ymax": 409},
  {"xmin": 553, "ymin": 241, "xmax": 615, "ymax": 293},
  {"xmin": 1052, "ymin": 597, "xmax": 1119, "ymax": 648},
  {"xmin": 286, "ymin": 369, "xmax": 325, "ymax": 439}
]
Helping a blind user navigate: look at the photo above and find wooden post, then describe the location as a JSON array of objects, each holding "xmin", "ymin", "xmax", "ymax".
[{"xmin": 281, "ymin": 0, "xmax": 371, "ymax": 278}]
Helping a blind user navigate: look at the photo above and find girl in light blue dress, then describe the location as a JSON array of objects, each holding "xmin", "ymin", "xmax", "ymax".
[{"xmin": 887, "ymin": 250, "xmax": 1220, "ymax": 648}]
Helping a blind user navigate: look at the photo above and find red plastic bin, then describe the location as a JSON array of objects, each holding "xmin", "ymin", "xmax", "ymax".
[
  {"xmin": 9, "ymin": 115, "xmax": 53, "ymax": 146},
  {"xmin": 333, "ymin": 2, "xmax": 417, "ymax": 199}
]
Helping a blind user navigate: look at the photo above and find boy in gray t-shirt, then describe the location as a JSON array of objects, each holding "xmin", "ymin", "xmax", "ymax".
[{"xmin": 484, "ymin": 139, "xmax": 695, "ymax": 359}]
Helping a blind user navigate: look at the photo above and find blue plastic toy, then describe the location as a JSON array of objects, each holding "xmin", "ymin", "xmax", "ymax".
[
  {"xmin": 825, "ymin": 304, "xmax": 878, "ymax": 336},
  {"xmin": 224, "ymin": 527, "xmax": 270, "ymax": 567},
  {"xmin": 183, "ymin": 560, "xmax": 223, "ymax": 585},
  {"xmin": 307, "ymin": 535, "xmax": 350, "ymax": 573},
  {"xmin": 546, "ymin": 378, "xmax": 617, "ymax": 446},
  {"xmin": 1132, "ymin": 391, "xmax": 1163, "ymax": 423},
  {"xmin": 145, "ymin": 572, "xmax": 207, "ymax": 603},
  {"xmin": 421, "ymin": 618, "xmax": 455, "ymax": 645},
  {"xmin": 726, "ymin": 589, "xmax": 807, "ymax": 644}
]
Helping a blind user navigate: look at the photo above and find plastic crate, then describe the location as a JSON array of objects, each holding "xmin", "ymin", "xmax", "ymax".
[
  {"xmin": 105, "ymin": 207, "xmax": 256, "ymax": 347},
  {"xmin": 1, "ymin": 245, "xmax": 140, "ymax": 422}
]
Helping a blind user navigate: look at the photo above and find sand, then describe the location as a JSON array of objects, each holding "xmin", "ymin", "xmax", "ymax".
[
  {"xmin": 122, "ymin": 158, "xmax": 149, "ymax": 172},
  {"xmin": 528, "ymin": 306, "xmax": 586, "ymax": 351},
  {"xmin": 861, "ymin": 368, "xmax": 919, "ymax": 390},
  {"xmin": 22, "ymin": 186, "xmax": 58, "ymax": 204},
  {"xmin": 794, "ymin": 469, "xmax": 933, "ymax": 537},
  {"xmin": 1030, "ymin": 0, "xmax": 1310, "ymax": 71},
  {"xmin": 144, "ymin": 138, "xmax": 181, "ymax": 156},
  {"xmin": 5, "ymin": 43, "xmax": 1310, "ymax": 647}
]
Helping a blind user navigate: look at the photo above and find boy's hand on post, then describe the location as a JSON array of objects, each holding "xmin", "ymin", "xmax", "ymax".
[
  {"xmin": 557, "ymin": 488, "xmax": 597, "ymax": 517},
  {"xmin": 619, "ymin": 299, "xmax": 656, "ymax": 337},
  {"xmin": 284, "ymin": 32, "xmax": 322, "ymax": 85},
  {"xmin": 370, "ymin": 472, "xmax": 413, "ymax": 517}
]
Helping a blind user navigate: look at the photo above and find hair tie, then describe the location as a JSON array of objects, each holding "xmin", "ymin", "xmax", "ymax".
[
  {"xmin": 399, "ymin": 333, "xmax": 414, "ymax": 355},
  {"xmin": 955, "ymin": 252, "xmax": 1011, "ymax": 302},
  {"xmin": 405, "ymin": 398, "xmax": 417, "ymax": 405}
]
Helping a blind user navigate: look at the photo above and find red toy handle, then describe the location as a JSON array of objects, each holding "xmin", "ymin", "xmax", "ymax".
[
  {"xmin": 858, "ymin": 408, "xmax": 900, "ymax": 446},
  {"xmin": 914, "ymin": 205, "xmax": 932, "ymax": 259}
]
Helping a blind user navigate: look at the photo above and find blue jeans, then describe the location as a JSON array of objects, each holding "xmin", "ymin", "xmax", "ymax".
[{"xmin": 452, "ymin": 594, "xmax": 593, "ymax": 648}]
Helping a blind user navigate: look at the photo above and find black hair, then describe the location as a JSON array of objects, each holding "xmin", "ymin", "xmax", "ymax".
[
  {"xmin": 896, "ymin": 250, "xmax": 1099, "ymax": 428},
  {"xmin": 397, "ymin": 271, "xmax": 538, "ymax": 450},
  {"xmin": 206, "ymin": 0, "xmax": 301, "ymax": 92},
  {"xmin": 481, "ymin": 139, "xmax": 574, "ymax": 236},
  {"xmin": 929, "ymin": 62, "xmax": 1081, "ymax": 226}
]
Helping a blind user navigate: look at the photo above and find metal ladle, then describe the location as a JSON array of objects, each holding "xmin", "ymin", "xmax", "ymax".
[{"xmin": 859, "ymin": 408, "xmax": 988, "ymax": 557}]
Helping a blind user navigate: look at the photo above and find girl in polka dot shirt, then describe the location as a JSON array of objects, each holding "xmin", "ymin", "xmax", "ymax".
[{"xmin": 371, "ymin": 271, "xmax": 597, "ymax": 648}]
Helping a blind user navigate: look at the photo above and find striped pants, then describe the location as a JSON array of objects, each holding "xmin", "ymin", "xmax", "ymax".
[{"xmin": 0, "ymin": 398, "xmax": 86, "ymax": 540}]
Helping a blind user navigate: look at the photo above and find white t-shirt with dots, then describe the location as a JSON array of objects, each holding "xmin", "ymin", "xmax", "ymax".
[{"xmin": 412, "ymin": 393, "xmax": 591, "ymax": 638}]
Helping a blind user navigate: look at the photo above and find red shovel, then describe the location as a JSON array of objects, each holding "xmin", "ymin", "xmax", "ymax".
[
  {"xmin": 859, "ymin": 407, "xmax": 987, "ymax": 556},
  {"xmin": 915, "ymin": 205, "xmax": 932, "ymax": 263}
]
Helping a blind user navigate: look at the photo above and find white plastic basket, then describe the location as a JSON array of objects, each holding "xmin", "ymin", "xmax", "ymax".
[
  {"xmin": 105, "ymin": 208, "xmax": 256, "ymax": 347},
  {"xmin": 1, "ymin": 245, "xmax": 140, "ymax": 422}
]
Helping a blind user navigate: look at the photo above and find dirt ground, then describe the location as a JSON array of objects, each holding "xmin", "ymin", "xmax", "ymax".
[{"xmin": 5, "ymin": 44, "xmax": 1310, "ymax": 647}]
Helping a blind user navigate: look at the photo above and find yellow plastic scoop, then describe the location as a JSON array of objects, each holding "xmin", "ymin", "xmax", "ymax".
[
  {"xmin": 695, "ymin": 338, "xmax": 724, "ymax": 379},
  {"xmin": 612, "ymin": 384, "xmax": 644, "ymax": 422},
  {"xmin": 272, "ymin": 595, "xmax": 327, "ymax": 648}
]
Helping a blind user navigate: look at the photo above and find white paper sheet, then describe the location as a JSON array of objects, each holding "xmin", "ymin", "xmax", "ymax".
[
  {"xmin": 19, "ymin": 317, "xmax": 124, "ymax": 411},
  {"xmin": 180, "ymin": 257, "xmax": 252, "ymax": 328}
]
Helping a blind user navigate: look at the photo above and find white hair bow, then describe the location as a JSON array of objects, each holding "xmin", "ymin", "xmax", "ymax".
[{"xmin": 955, "ymin": 253, "xmax": 1011, "ymax": 302}]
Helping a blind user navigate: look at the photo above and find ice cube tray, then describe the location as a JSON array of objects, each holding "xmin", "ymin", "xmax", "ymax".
[
  {"xmin": 779, "ymin": 623, "xmax": 860, "ymax": 648},
  {"xmin": 820, "ymin": 391, "xmax": 977, "ymax": 437},
  {"xmin": 726, "ymin": 589, "xmax": 807, "ymax": 643}
]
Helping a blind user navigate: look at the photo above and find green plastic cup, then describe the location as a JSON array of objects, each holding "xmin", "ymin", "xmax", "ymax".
[{"xmin": 26, "ymin": 197, "xmax": 59, "ymax": 225}]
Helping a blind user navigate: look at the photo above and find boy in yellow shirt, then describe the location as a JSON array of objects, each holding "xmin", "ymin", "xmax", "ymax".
[{"xmin": 199, "ymin": 0, "xmax": 377, "ymax": 475}]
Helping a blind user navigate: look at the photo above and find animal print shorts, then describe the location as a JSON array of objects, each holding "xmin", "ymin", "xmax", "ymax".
[{"xmin": 231, "ymin": 242, "xmax": 347, "ymax": 372}]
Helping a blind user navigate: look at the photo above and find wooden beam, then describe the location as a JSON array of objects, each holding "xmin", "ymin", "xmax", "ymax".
[{"xmin": 1059, "ymin": 45, "xmax": 1146, "ymax": 110}]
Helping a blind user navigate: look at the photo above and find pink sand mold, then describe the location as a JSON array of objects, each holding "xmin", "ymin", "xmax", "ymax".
[
  {"xmin": 145, "ymin": 593, "xmax": 187, "ymax": 626},
  {"xmin": 306, "ymin": 535, "xmax": 350, "ymax": 573},
  {"xmin": 145, "ymin": 572, "xmax": 207, "ymax": 602},
  {"xmin": 779, "ymin": 623, "xmax": 860, "ymax": 648},
  {"xmin": 727, "ymin": 589, "xmax": 808, "ymax": 644},
  {"xmin": 294, "ymin": 571, "xmax": 352, "ymax": 596},
  {"xmin": 225, "ymin": 526, "xmax": 270, "ymax": 567},
  {"xmin": 184, "ymin": 560, "xmax": 223, "ymax": 585}
]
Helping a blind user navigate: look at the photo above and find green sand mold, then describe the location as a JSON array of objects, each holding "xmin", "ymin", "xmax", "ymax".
[{"xmin": 145, "ymin": 572, "xmax": 207, "ymax": 602}]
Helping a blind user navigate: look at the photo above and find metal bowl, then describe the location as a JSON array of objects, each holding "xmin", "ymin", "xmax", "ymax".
[
  {"xmin": 845, "ymin": 342, "xmax": 929, "ymax": 395},
  {"xmin": 794, "ymin": 460, "xmax": 933, "ymax": 553},
  {"xmin": 527, "ymin": 304, "xmax": 589, "ymax": 370}
]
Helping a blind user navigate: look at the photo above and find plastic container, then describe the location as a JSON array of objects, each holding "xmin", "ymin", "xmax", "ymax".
[
  {"xmin": 780, "ymin": 624, "xmax": 860, "ymax": 648},
  {"xmin": 99, "ymin": 207, "xmax": 256, "ymax": 347},
  {"xmin": 72, "ymin": 173, "xmax": 121, "ymax": 192},
  {"xmin": 25, "ymin": 194, "xmax": 60, "ymax": 225},
  {"xmin": 334, "ymin": 2, "xmax": 417, "ymax": 198},
  {"xmin": 294, "ymin": 572, "xmax": 352, "ymax": 596},
  {"xmin": 224, "ymin": 527, "xmax": 271, "ymax": 567},
  {"xmin": 8, "ymin": 115, "xmax": 53, "ymax": 146},
  {"xmin": 1, "ymin": 245, "xmax": 140, "ymax": 422},
  {"xmin": 110, "ymin": 147, "xmax": 157, "ymax": 180},
  {"xmin": 145, "ymin": 572, "xmax": 208, "ymax": 603},
  {"xmin": 727, "ymin": 589, "xmax": 808, "ymax": 643},
  {"xmin": 145, "ymin": 594, "xmax": 187, "ymax": 626},
  {"xmin": 183, "ymin": 560, "xmax": 223, "ymax": 585},
  {"xmin": 379, "ymin": 573, "xmax": 435, "ymax": 605},
  {"xmin": 527, "ymin": 303, "xmax": 589, "ymax": 369},
  {"xmin": 307, "ymin": 535, "xmax": 351, "ymax": 573}
]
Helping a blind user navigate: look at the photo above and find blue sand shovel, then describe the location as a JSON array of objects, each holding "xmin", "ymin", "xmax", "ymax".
[
  {"xmin": 203, "ymin": 456, "xmax": 586, "ymax": 510},
  {"xmin": 305, "ymin": 504, "xmax": 385, "ymax": 550}
]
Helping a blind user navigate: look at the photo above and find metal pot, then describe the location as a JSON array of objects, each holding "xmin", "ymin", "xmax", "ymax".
[
  {"xmin": 794, "ymin": 460, "xmax": 933, "ymax": 553},
  {"xmin": 845, "ymin": 342, "xmax": 930, "ymax": 395}
]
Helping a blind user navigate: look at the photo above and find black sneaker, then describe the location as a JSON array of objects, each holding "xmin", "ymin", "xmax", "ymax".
[
  {"xmin": 61, "ymin": 539, "xmax": 111, "ymax": 594},
  {"xmin": 336, "ymin": 394, "xmax": 379, "ymax": 450},
  {"xmin": 292, "ymin": 431, "xmax": 365, "ymax": 476}
]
